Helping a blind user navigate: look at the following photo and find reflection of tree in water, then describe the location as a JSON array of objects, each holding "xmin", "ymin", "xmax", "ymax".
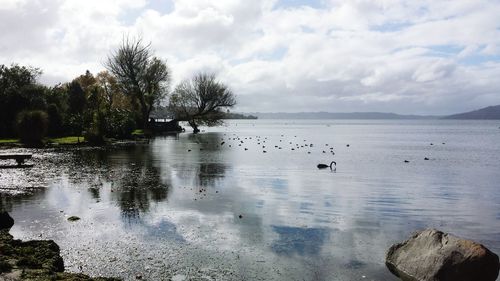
[
  {"xmin": 117, "ymin": 164, "xmax": 168, "ymax": 222},
  {"xmin": 197, "ymin": 162, "xmax": 227, "ymax": 186},
  {"xmin": 187, "ymin": 133, "xmax": 221, "ymax": 152},
  {"xmin": 67, "ymin": 146, "xmax": 170, "ymax": 222}
]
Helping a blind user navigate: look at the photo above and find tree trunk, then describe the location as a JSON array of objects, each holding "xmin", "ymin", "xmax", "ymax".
[
  {"xmin": 138, "ymin": 95, "xmax": 149, "ymax": 130},
  {"xmin": 141, "ymin": 107, "xmax": 149, "ymax": 130},
  {"xmin": 188, "ymin": 120, "xmax": 200, "ymax": 134}
]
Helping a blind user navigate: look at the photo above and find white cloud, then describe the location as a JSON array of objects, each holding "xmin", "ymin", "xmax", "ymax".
[{"xmin": 0, "ymin": 0, "xmax": 499, "ymax": 114}]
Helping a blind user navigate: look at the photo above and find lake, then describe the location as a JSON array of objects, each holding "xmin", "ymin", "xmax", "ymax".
[{"xmin": 2, "ymin": 119, "xmax": 500, "ymax": 280}]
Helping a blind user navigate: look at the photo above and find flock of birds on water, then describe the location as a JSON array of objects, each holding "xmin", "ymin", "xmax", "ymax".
[
  {"xmin": 185, "ymin": 132, "xmax": 446, "ymax": 170},
  {"xmin": 186, "ymin": 133, "xmax": 341, "ymax": 170},
  {"xmin": 220, "ymin": 133, "xmax": 342, "ymax": 170}
]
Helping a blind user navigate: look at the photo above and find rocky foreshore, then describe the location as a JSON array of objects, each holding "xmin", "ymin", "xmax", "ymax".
[
  {"xmin": 0, "ymin": 212, "xmax": 120, "ymax": 281},
  {"xmin": 386, "ymin": 229, "xmax": 500, "ymax": 281}
]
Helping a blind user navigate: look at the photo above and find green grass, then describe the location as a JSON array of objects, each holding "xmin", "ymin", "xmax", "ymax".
[
  {"xmin": 0, "ymin": 138, "xmax": 19, "ymax": 144},
  {"xmin": 131, "ymin": 129, "xmax": 144, "ymax": 136},
  {"xmin": 49, "ymin": 136, "xmax": 83, "ymax": 144}
]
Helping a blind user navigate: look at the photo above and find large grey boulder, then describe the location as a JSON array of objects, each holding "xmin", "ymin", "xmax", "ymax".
[{"xmin": 386, "ymin": 229, "xmax": 499, "ymax": 281}]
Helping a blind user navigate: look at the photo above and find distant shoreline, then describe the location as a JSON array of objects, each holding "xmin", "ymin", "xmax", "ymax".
[{"xmin": 243, "ymin": 105, "xmax": 500, "ymax": 120}]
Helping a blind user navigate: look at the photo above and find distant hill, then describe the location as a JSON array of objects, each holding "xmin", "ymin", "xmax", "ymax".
[
  {"xmin": 222, "ymin": 112, "xmax": 258, "ymax": 119},
  {"xmin": 152, "ymin": 105, "xmax": 500, "ymax": 120},
  {"xmin": 245, "ymin": 112, "xmax": 438, "ymax": 120},
  {"xmin": 443, "ymin": 105, "xmax": 500, "ymax": 120}
]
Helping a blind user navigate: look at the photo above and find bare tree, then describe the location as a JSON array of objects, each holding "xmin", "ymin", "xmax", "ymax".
[
  {"xmin": 169, "ymin": 72, "xmax": 236, "ymax": 133},
  {"xmin": 106, "ymin": 37, "xmax": 171, "ymax": 129}
]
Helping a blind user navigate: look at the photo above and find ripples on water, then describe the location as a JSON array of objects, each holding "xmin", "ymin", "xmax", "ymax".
[{"xmin": 1, "ymin": 120, "xmax": 500, "ymax": 280}]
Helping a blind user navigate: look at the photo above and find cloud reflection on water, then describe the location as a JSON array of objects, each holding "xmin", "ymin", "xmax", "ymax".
[{"xmin": 3, "ymin": 120, "xmax": 500, "ymax": 280}]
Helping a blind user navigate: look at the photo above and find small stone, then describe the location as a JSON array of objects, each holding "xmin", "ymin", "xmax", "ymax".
[{"xmin": 67, "ymin": 216, "xmax": 80, "ymax": 222}]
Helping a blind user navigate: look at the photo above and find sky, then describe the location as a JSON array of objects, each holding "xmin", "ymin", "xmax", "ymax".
[{"xmin": 1, "ymin": 0, "xmax": 500, "ymax": 115}]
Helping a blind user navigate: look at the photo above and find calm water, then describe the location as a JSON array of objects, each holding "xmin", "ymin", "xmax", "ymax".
[{"xmin": 2, "ymin": 120, "xmax": 500, "ymax": 280}]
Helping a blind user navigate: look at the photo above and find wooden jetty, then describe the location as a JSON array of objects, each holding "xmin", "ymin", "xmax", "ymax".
[{"xmin": 0, "ymin": 154, "xmax": 33, "ymax": 168}]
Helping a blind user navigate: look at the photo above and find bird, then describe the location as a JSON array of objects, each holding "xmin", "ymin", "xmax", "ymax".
[{"xmin": 317, "ymin": 161, "xmax": 336, "ymax": 169}]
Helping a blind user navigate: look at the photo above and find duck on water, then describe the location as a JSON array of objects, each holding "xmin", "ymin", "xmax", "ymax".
[{"xmin": 317, "ymin": 161, "xmax": 336, "ymax": 169}]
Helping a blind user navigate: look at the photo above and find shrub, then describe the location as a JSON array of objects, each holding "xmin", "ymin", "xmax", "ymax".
[
  {"xmin": 15, "ymin": 110, "xmax": 48, "ymax": 146},
  {"xmin": 106, "ymin": 110, "xmax": 136, "ymax": 139}
]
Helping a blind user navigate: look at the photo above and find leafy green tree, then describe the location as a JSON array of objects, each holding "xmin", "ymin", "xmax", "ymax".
[
  {"xmin": 106, "ymin": 37, "xmax": 171, "ymax": 129},
  {"xmin": 67, "ymin": 80, "xmax": 87, "ymax": 139},
  {"xmin": 0, "ymin": 64, "xmax": 43, "ymax": 136},
  {"xmin": 68, "ymin": 80, "xmax": 86, "ymax": 114},
  {"xmin": 47, "ymin": 104, "xmax": 64, "ymax": 136},
  {"xmin": 169, "ymin": 73, "xmax": 236, "ymax": 133},
  {"xmin": 45, "ymin": 84, "xmax": 70, "ymax": 135}
]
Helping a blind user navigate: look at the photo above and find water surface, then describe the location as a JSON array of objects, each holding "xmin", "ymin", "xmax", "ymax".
[{"xmin": 2, "ymin": 120, "xmax": 500, "ymax": 280}]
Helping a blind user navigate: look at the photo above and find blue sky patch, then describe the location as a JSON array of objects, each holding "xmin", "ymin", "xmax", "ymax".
[
  {"xmin": 274, "ymin": 0, "xmax": 324, "ymax": 10},
  {"xmin": 372, "ymin": 22, "xmax": 412, "ymax": 32}
]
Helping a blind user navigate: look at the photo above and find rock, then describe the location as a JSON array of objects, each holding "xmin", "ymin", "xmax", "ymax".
[
  {"xmin": 0, "ymin": 230, "xmax": 120, "ymax": 280},
  {"xmin": 67, "ymin": 216, "xmax": 80, "ymax": 222},
  {"xmin": 386, "ymin": 229, "xmax": 499, "ymax": 281},
  {"xmin": 0, "ymin": 212, "xmax": 14, "ymax": 230}
]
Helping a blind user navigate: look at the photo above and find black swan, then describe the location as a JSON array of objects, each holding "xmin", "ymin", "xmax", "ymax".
[{"xmin": 317, "ymin": 161, "xmax": 336, "ymax": 169}]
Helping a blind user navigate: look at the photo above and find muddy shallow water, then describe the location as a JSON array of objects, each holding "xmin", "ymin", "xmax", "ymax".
[{"xmin": 2, "ymin": 120, "xmax": 500, "ymax": 280}]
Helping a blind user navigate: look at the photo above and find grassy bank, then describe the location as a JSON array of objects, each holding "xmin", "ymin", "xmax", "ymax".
[
  {"xmin": 0, "ymin": 139, "xmax": 18, "ymax": 144},
  {"xmin": 0, "ymin": 136, "xmax": 83, "ymax": 146},
  {"xmin": 49, "ymin": 136, "xmax": 83, "ymax": 145},
  {"xmin": 0, "ymin": 133, "xmax": 148, "ymax": 148}
]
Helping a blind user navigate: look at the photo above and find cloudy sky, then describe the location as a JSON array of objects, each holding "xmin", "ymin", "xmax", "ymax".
[{"xmin": 1, "ymin": 0, "xmax": 500, "ymax": 114}]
